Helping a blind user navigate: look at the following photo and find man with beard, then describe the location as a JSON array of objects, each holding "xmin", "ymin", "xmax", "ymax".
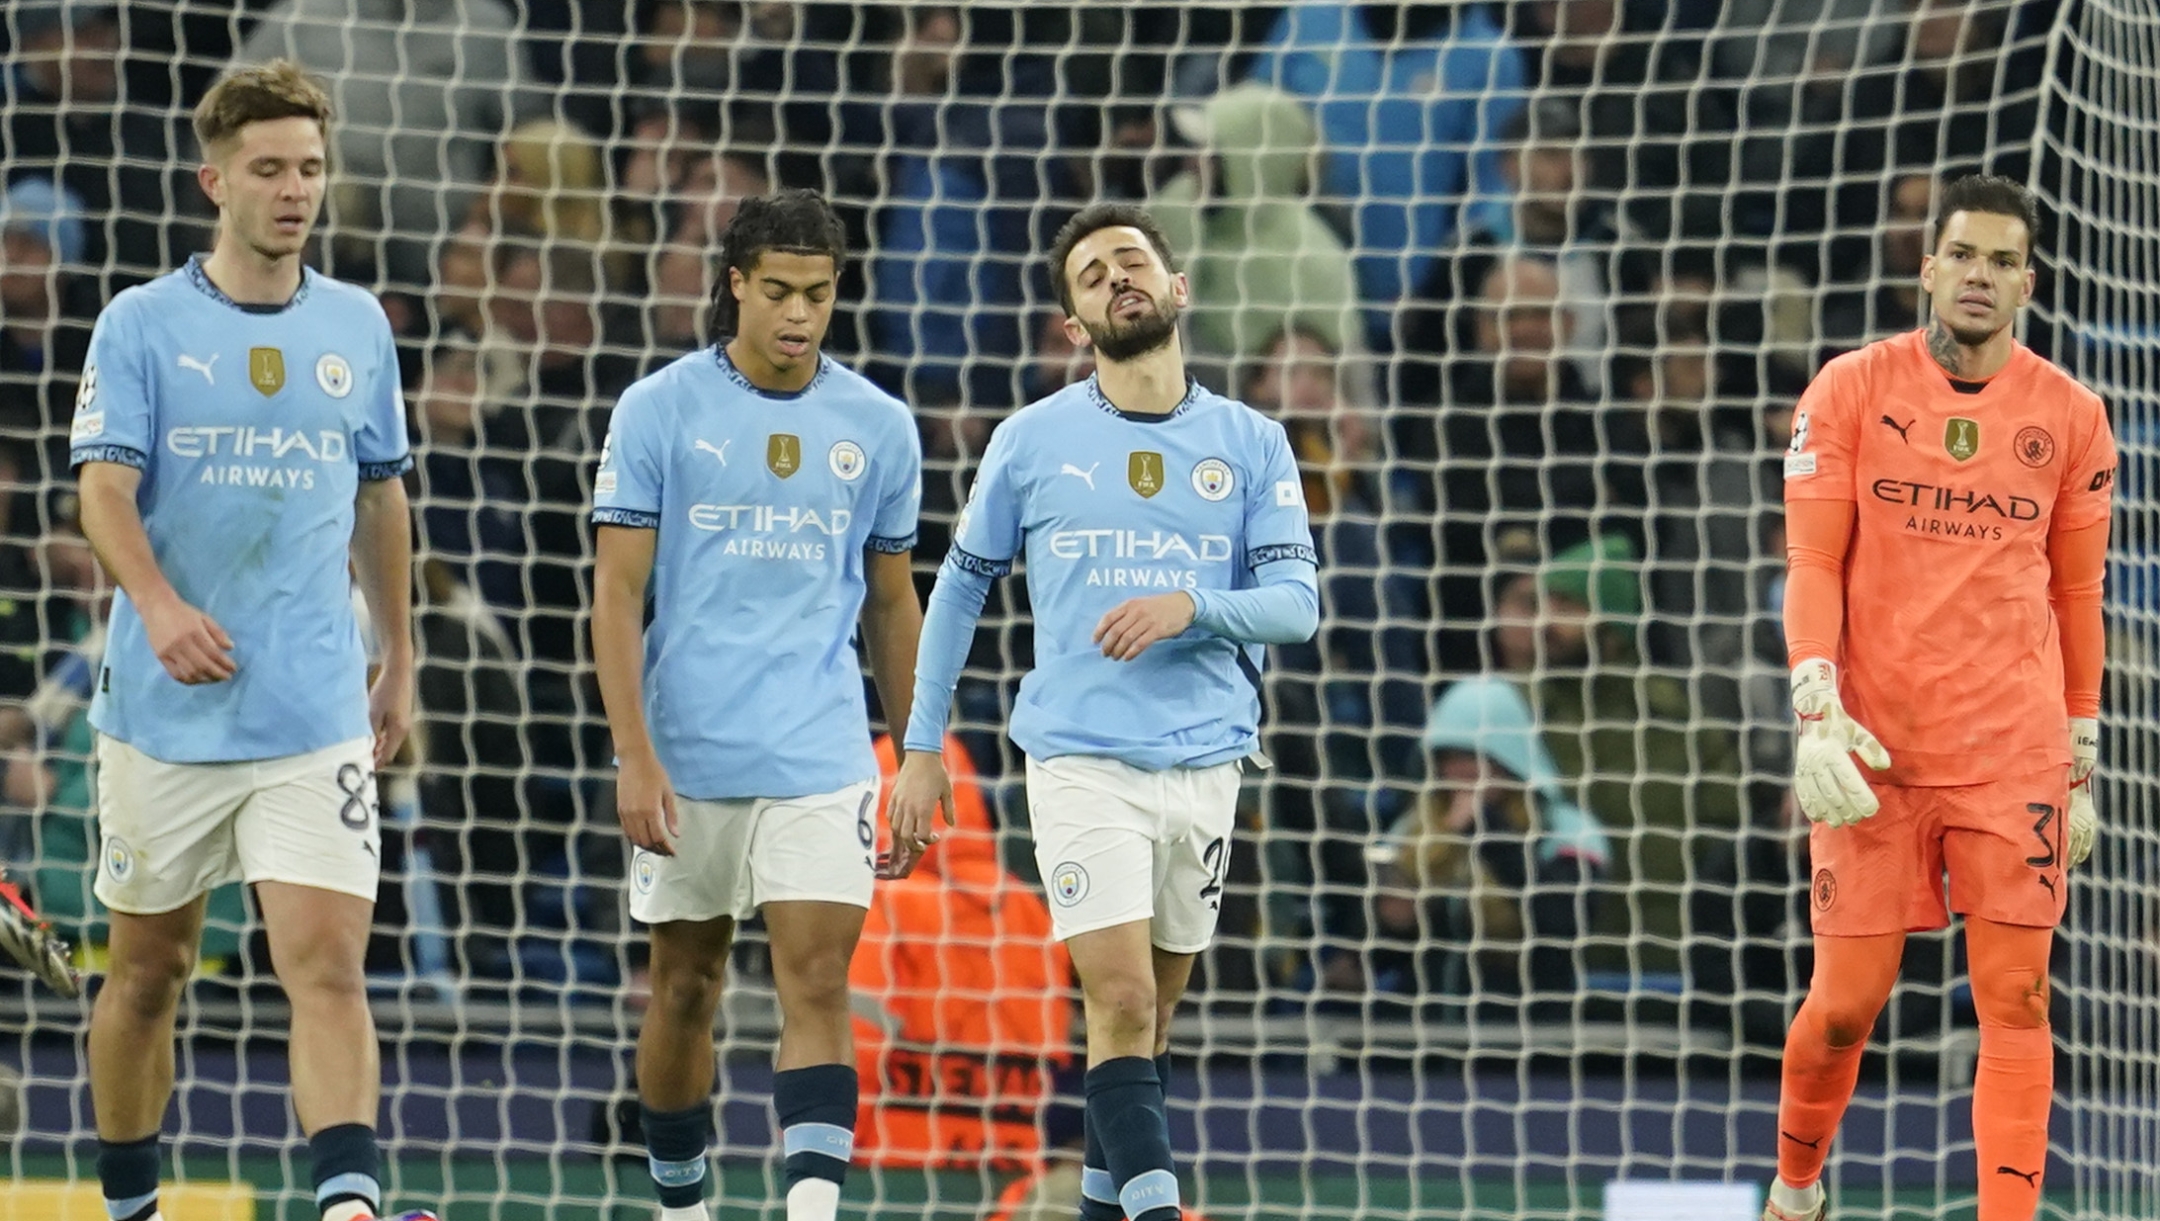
[
  {"xmin": 1768, "ymin": 174, "xmax": 2114, "ymax": 1221},
  {"xmin": 887, "ymin": 203, "xmax": 1318, "ymax": 1221}
]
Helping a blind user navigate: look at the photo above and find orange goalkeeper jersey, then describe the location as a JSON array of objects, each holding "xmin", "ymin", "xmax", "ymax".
[{"xmin": 1783, "ymin": 329, "xmax": 2116, "ymax": 785}]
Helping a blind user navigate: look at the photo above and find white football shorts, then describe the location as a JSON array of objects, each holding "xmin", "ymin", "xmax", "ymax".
[
  {"xmin": 1024, "ymin": 753, "xmax": 1240, "ymax": 954},
  {"xmin": 628, "ymin": 779, "xmax": 880, "ymax": 925},
  {"xmin": 93, "ymin": 733, "xmax": 382, "ymax": 914}
]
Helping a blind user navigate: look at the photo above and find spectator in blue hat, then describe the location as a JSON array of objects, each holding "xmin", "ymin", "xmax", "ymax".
[{"xmin": 1367, "ymin": 675, "xmax": 1608, "ymax": 1015}]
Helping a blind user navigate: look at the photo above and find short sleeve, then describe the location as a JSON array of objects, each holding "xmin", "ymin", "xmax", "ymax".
[
  {"xmin": 948, "ymin": 420, "xmax": 1023, "ymax": 577},
  {"xmin": 69, "ymin": 296, "xmax": 153, "ymax": 470},
  {"xmin": 2056, "ymin": 392, "xmax": 2118, "ymax": 532},
  {"xmin": 591, "ymin": 383, "xmax": 666, "ymax": 530},
  {"xmin": 1782, "ymin": 353, "xmax": 1863, "ymax": 503},
  {"xmin": 355, "ymin": 309, "xmax": 413, "ymax": 480},
  {"xmin": 1245, "ymin": 418, "xmax": 1319, "ymax": 570},
  {"xmin": 866, "ymin": 416, "xmax": 922, "ymax": 554}
]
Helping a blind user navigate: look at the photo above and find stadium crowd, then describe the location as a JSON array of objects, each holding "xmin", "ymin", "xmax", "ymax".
[{"xmin": 0, "ymin": 0, "xmax": 2089, "ymax": 1053}]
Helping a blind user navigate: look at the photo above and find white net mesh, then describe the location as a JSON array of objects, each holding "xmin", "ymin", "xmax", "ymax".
[{"xmin": 0, "ymin": 1, "xmax": 2149, "ymax": 1218}]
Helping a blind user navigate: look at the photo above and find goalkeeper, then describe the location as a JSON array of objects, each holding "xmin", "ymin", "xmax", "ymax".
[{"xmin": 1767, "ymin": 174, "xmax": 2114, "ymax": 1221}]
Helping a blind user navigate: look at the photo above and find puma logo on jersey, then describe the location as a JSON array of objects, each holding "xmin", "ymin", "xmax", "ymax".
[
  {"xmin": 1881, "ymin": 414, "xmax": 1914, "ymax": 442},
  {"xmin": 1061, "ymin": 462, "xmax": 1099, "ymax": 490},
  {"xmin": 695, "ymin": 439, "xmax": 731, "ymax": 466},
  {"xmin": 177, "ymin": 353, "xmax": 220, "ymax": 385}
]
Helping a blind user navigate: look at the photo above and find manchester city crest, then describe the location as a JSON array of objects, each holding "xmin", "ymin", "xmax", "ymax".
[
  {"xmin": 1191, "ymin": 457, "xmax": 1234, "ymax": 502},
  {"xmin": 315, "ymin": 352, "xmax": 354, "ymax": 398},
  {"xmin": 1049, "ymin": 861, "xmax": 1090, "ymax": 907},
  {"xmin": 829, "ymin": 439, "xmax": 866, "ymax": 481}
]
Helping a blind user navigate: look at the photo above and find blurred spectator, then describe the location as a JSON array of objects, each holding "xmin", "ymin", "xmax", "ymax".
[
  {"xmin": 239, "ymin": 0, "xmax": 542, "ymax": 290},
  {"xmin": 865, "ymin": 5, "xmax": 1072, "ymax": 416},
  {"xmin": 1022, "ymin": 308, "xmax": 1094, "ymax": 405},
  {"xmin": 408, "ymin": 334, "xmax": 528, "ymax": 622},
  {"xmin": 853, "ymin": 733, "xmax": 1071, "ymax": 1172},
  {"xmin": 1152, "ymin": 83, "xmax": 1366, "ymax": 399},
  {"xmin": 0, "ymin": 178, "xmax": 96, "ymax": 471},
  {"xmin": 1368, "ymin": 676, "xmax": 1609, "ymax": 1014},
  {"xmin": 1507, "ymin": 0, "xmax": 1736, "ymax": 240},
  {"xmin": 2, "ymin": 2, "xmax": 197, "ymax": 287},
  {"xmin": 1525, "ymin": 533, "xmax": 1748, "ymax": 979},
  {"xmin": 1247, "ymin": 2, "xmax": 1529, "ymax": 337},
  {"xmin": 1817, "ymin": 169, "xmax": 1930, "ymax": 360},
  {"xmin": 1441, "ymin": 97, "xmax": 1627, "ymax": 393},
  {"xmin": 1248, "ymin": 325, "xmax": 1433, "ymax": 973},
  {"xmin": 643, "ymin": 151, "xmax": 772, "ymax": 359}
]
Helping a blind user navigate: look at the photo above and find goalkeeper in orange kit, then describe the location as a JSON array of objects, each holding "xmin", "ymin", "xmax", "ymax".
[{"xmin": 1766, "ymin": 174, "xmax": 2115, "ymax": 1221}]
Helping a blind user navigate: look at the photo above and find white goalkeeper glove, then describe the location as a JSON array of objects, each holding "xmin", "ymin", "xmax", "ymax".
[
  {"xmin": 2068, "ymin": 716, "xmax": 2098, "ymax": 869},
  {"xmin": 1790, "ymin": 659, "xmax": 1892, "ymax": 827}
]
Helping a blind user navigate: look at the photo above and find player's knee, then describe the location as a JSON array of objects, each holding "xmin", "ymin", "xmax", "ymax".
[
  {"xmin": 649, "ymin": 956, "xmax": 729, "ymax": 1021},
  {"xmin": 104, "ymin": 942, "xmax": 197, "ymax": 1017},
  {"xmin": 1083, "ymin": 974, "xmax": 1157, "ymax": 1041},
  {"xmin": 1975, "ymin": 967, "xmax": 2051, "ymax": 1030},
  {"xmin": 1811, "ymin": 998, "xmax": 1883, "ymax": 1050}
]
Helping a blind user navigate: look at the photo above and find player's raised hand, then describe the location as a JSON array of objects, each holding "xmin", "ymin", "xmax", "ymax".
[
  {"xmin": 882, "ymin": 749, "xmax": 955, "ymax": 879},
  {"xmin": 616, "ymin": 751, "xmax": 680, "ymax": 857},
  {"xmin": 138, "ymin": 592, "xmax": 236, "ymax": 684},
  {"xmin": 1093, "ymin": 592, "xmax": 1198, "ymax": 661},
  {"xmin": 368, "ymin": 663, "xmax": 414, "ymax": 768},
  {"xmin": 1790, "ymin": 658, "xmax": 1892, "ymax": 827},
  {"xmin": 2068, "ymin": 716, "xmax": 2099, "ymax": 868}
]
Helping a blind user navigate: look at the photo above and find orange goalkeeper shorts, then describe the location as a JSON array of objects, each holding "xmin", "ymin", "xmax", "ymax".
[{"xmin": 1807, "ymin": 766, "xmax": 2071, "ymax": 937}]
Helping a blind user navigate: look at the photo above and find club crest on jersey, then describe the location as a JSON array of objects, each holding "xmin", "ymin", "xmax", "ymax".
[
  {"xmin": 1049, "ymin": 861, "xmax": 1090, "ymax": 907},
  {"xmin": 1191, "ymin": 457, "xmax": 1234, "ymax": 501},
  {"xmin": 315, "ymin": 352, "xmax": 354, "ymax": 398},
  {"xmin": 1944, "ymin": 417, "xmax": 1980, "ymax": 462},
  {"xmin": 2014, "ymin": 426, "xmax": 2055, "ymax": 469},
  {"xmin": 828, "ymin": 439, "xmax": 866, "ymax": 481},
  {"xmin": 1128, "ymin": 451, "xmax": 1165, "ymax": 498},
  {"xmin": 249, "ymin": 347, "xmax": 285, "ymax": 397},
  {"xmin": 767, "ymin": 433, "xmax": 802, "ymax": 479}
]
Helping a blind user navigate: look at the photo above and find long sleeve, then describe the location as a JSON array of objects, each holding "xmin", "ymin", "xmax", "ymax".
[
  {"xmin": 2048, "ymin": 517, "xmax": 2108, "ymax": 719},
  {"xmin": 902, "ymin": 562, "xmax": 995, "ymax": 755},
  {"xmin": 1783, "ymin": 498, "xmax": 1856, "ymax": 667},
  {"xmin": 1188, "ymin": 567, "xmax": 1320, "ymax": 645}
]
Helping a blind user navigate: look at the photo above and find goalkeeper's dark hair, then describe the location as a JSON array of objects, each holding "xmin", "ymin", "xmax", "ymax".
[
  {"xmin": 1935, "ymin": 173, "xmax": 2041, "ymax": 258},
  {"xmin": 706, "ymin": 189, "xmax": 847, "ymax": 343},
  {"xmin": 1047, "ymin": 202, "xmax": 1181, "ymax": 317}
]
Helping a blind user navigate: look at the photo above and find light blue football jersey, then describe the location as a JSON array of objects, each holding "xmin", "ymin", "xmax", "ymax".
[
  {"xmin": 67, "ymin": 257, "xmax": 412, "ymax": 763},
  {"xmin": 949, "ymin": 377, "xmax": 1317, "ymax": 769},
  {"xmin": 592, "ymin": 346, "xmax": 922, "ymax": 800}
]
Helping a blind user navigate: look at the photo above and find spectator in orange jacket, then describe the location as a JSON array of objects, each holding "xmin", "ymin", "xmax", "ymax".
[{"xmin": 852, "ymin": 734, "xmax": 1074, "ymax": 1171}]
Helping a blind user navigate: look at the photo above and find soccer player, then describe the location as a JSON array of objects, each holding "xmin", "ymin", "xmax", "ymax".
[
  {"xmin": 1768, "ymin": 174, "xmax": 2113, "ymax": 1221},
  {"xmin": 67, "ymin": 63, "xmax": 429, "ymax": 1221},
  {"xmin": 590, "ymin": 190, "xmax": 925, "ymax": 1221},
  {"xmin": 887, "ymin": 202, "xmax": 1320, "ymax": 1221}
]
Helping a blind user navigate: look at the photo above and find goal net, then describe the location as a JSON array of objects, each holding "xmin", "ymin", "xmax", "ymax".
[{"xmin": 0, "ymin": 2, "xmax": 2149, "ymax": 1218}]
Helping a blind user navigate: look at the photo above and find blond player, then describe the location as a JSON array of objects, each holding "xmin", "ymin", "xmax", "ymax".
[{"xmin": 1768, "ymin": 174, "xmax": 2113, "ymax": 1221}]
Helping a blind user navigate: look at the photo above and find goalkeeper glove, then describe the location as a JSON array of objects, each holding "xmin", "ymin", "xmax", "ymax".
[
  {"xmin": 1790, "ymin": 659, "xmax": 1892, "ymax": 827},
  {"xmin": 2068, "ymin": 716, "xmax": 2098, "ymax": 869}
]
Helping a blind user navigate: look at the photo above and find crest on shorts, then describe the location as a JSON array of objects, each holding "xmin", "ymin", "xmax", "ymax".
[
  {"xmin": 1944, "ymin": 417, "xmax": 1980, "ymax": 462},
  {"xmin": 104, "ymin": 837, "xmax": 133, "ymax": 882},
  {"xmin": 767, "ymin": 433, "xmax": 801, "ymax": 479},
  {"xmin": 1049, "ymin": 861, "xmax": 1091, "ymax": 907},
  {"xmin": 633, "ymin": 852, "xmax": 656, "ymax": 894},
  {"xmin": 1128, "ymin": 451, "xmax": 1165, "ymax": 498},
  {"xmin": 249, "ymin": 347, "xmax": 285, "ymax": 397},
  {"xmin": 1812, "ymin": 868, "xmax": 1836, "ymax": 912}
]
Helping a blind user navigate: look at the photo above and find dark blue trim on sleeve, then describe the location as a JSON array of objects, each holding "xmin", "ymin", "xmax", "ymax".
[
  {"xmin": 71, "ymin": 444, "xmax": 148, "ymax": 470},
  {"xmin": 591, "ymin": 507, "xmax": 661, "ymax": 529},
  {"xmin": 865, "ymin": 532, "xmax": 917, "ymax": 554},
  {"xmin": 945, "ymin": 546, "xmax": 1013, "ymax": 578},
  {"xmin": 358, "ymin": 454, "xmax": 416, "ymax": 481},
  {"xmin": 1248, "ymin": 543, "xmax": 1320, "ymax": 569}
]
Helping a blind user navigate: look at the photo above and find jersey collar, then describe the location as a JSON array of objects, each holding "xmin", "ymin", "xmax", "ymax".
[
  {"xmin": 1086, "ymin": 374, "xmax": 1202, "ymax": 423},
  {"xmin": 183, "ymin": 254, "xmax": 314, "ymax": 314},
  {"xmin": 713, "ymin": 343, "xmax": 833, "ymax": 399}
]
